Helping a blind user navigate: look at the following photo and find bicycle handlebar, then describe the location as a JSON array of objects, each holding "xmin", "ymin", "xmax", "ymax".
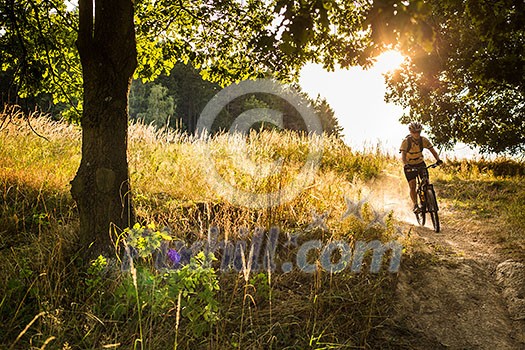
[{"xmin": 405, "ymin": 162, "xmax": 442, "ymax": 171}]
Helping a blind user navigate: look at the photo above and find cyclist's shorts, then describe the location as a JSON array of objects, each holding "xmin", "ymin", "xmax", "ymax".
[{"xmin": 404, "ymin": 162, "xmax": 428, "ymax": 182}]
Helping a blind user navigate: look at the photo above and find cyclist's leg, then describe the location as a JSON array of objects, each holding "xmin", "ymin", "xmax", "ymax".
[
  {"xmin": 403, "ymin": 165, "xmax": 418, "ymax": 210},
  {"xmin": 408, "ymin": 179, "xmax": 417, "ymax": 209},
  {"xmin": 418, "ymin": 162, "xmax": 429, "ymax": 179}
]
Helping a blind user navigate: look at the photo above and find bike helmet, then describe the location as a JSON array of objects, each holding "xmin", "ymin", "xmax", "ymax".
[{"xmin": 408, "ymin": 122, "xmax": 422, "ymax": 132}]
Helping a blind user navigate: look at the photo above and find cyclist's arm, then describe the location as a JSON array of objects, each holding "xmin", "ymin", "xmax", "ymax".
[
  {"xmin": 428, "ymin": 147, "xmax": 441, "ymax": 162},
  {"xmin": 401, "ymin": 150, "xmax": 408, "ymax": 165}
]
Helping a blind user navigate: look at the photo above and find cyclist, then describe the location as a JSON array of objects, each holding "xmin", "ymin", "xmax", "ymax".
[{"xmin": 399, "ymin": 122, "xmax": 443, "ymax": 213}]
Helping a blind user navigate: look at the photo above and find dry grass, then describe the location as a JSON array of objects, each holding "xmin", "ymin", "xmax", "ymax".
[
  {"xmin": 2, "ymin": 107, "xmax": 523, "ymax": 349},
  {"xmin": 1, "ymin": 109, "xmax": 401, "ymax": 349},
  {"xmin": 432, "ymin": 160, "xmax": 525, "ymax": 261}
]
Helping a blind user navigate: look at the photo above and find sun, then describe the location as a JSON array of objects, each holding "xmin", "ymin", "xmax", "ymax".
[{"xmin": 374, "ymin": 50, "xmax": 406, "ymax": 74}]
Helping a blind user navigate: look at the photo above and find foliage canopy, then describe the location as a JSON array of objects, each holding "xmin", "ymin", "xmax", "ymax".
[
  {"xmin": 2, "ymin": 0, "xmax": 523, "ymax": 152},
  {"xmin": 383, "ymin": 0, "xmax": 525, "ymax": 154}
]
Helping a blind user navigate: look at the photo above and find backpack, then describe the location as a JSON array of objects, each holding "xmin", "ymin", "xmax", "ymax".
[{"xmin": 406, "ymin": 135, "xmax": 424, "ymax": 152}]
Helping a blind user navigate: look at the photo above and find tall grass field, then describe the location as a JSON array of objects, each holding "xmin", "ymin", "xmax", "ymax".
[{"xmin": 1, "ymin": 108, "xmax": 523, "ymax": 349}]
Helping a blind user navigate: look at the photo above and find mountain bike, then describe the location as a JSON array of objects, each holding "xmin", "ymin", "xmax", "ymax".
[{"xmin": 409, "ymin": 163, "xmax": 441, "ymax": 232}]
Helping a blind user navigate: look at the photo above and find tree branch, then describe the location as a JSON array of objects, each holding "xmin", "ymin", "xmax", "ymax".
[{"xmin": 28, "ymin": 2, "xmax": 81, "ymax": 116}]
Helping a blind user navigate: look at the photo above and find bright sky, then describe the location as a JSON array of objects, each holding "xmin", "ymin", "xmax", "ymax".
[
  {"xmin": 299, "ymin": 51, "xmax": 407, "ymax": 153},
  {"xmin": 299, "ymin": 51, "xmax": 479, "ymax": 159}
]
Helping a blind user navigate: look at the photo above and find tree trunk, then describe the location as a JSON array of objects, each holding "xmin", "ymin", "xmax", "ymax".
[{"xmin": 71, "ymin": 0, "xmax": 137, "ymax": 259}]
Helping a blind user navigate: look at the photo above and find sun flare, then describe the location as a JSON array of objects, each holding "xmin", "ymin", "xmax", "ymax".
[{"xmin": 374, "ymin": 50, "xmax": 406, "ymax": 74}]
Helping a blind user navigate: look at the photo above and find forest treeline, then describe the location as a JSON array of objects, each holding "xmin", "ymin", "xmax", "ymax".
[{"xmin": 1, "ymin": 64, "xmax": 343, "ymax": 137}]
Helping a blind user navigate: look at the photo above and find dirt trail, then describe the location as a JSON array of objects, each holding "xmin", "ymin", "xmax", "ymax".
[{"xmin": 370, "ymin": 173, "xmax": 525, "ymax": 349}]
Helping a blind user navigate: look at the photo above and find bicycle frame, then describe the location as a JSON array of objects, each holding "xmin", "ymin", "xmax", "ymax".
[{"xmin": 407, "ymin": 163, "xmax": 440, "ymax": 232}]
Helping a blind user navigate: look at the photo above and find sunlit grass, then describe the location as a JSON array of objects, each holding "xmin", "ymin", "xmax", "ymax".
[
  {"xmin": 3, "ymin": 109, "xmax": 522, "ymax": 349},
  {"xmin": 0, "ymin": 111, "xmax": 398, "ymax": 349},
  {"xmin": 432, "ymin": 158, "xmax": 525, "ymax": 260},
  {"xmin": 126, "ymin": 121, "xmax": 389, "ymax": 237}
]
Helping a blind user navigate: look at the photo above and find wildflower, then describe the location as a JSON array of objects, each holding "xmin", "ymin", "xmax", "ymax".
[{"xmin": 168, "ymin": 249, "xmax": 181, "ymax": 265}]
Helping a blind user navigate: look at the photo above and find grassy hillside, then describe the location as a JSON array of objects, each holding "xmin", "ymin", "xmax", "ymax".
[
  {"xmin": 0, "ymin": 113, "xmax": 523, "ymax": 349},
  {"xmin": 433, "ymin": 159, "xmax": 525, "ymax": 261}
]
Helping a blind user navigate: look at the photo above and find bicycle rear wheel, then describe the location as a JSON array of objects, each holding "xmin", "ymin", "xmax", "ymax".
[{"xmin": 426, "ymin": 187, "xmax": 440, "ymax": 232}]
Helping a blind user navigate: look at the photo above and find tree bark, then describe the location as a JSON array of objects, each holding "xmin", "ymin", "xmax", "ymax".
[{"xmin": 71, "ymin": 0, "xmax": 137, "ymax": 258}]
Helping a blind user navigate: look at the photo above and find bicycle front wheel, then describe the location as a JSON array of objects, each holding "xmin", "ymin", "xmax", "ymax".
[
  {"xmin": 426, "ymin": 187, "xmax": 440, "ymax": 233},
  {"xmin": 415, "ymin": 191, "xmax": 426, "ymax": 227},
  {"xmin": 430, "ymin": 211, "xmax": 440, "ymax": 233},
  {"xmin": 415, "ymin": 208, "xmax": 426, "ymax": 227}
]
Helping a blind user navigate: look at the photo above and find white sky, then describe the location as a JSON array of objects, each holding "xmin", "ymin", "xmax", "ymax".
[
  {"xmin": 299, "ymin": 52, "xmax": 480, "ymax": 159},
  {"xmin": 299, "ymin": 52, "xmax": 406, "ymax": 153}
]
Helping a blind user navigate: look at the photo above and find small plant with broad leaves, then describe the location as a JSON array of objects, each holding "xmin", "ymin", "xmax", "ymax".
[
  {"xmin": 123, "ymin": 222, "xmax": 173, "ymax": 258},
  {"xmin": 85, "ymin": 255, "xmax": 108, "ymax": 294},
  {"xmin": 113, "ymin": 223, "xmax": 220, "ymax": 343}
]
